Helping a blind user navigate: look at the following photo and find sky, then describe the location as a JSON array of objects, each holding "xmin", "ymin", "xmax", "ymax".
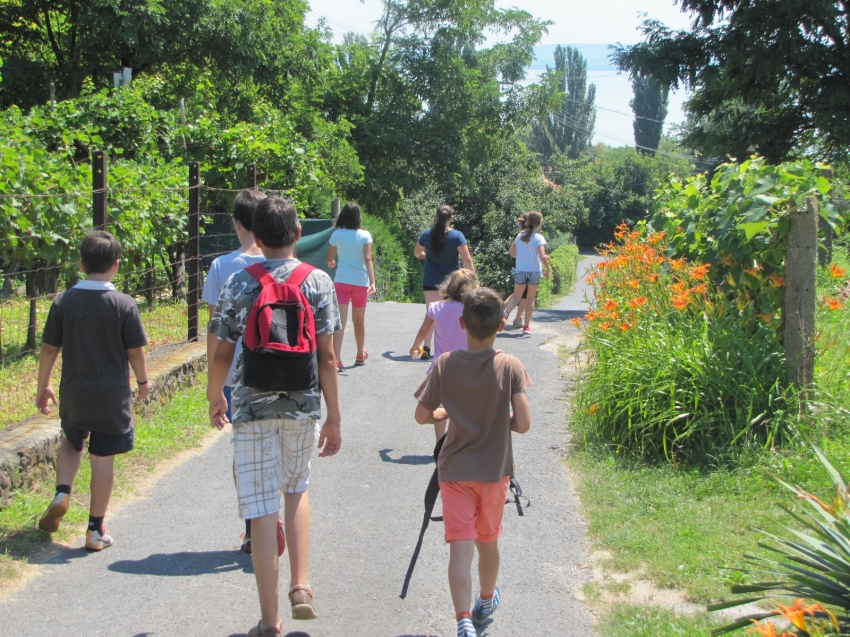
[{"xmin": 304, "ymin": 0, "xmax": 695, "ymax": 146}]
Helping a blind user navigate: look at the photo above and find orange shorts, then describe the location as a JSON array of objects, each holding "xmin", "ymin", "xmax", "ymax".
[{"xmin": 439, "ymin": 477, "xmax": 510, "ymax": 543}]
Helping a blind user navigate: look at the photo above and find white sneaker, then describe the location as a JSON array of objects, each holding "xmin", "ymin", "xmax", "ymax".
[{"xmin": 85, "ymin": 528, "xmax": 114, "ymax": 551}]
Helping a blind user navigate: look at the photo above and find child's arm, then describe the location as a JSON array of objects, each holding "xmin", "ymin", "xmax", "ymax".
[
  {"xmin": 326, "ymin": 244, "xmax": 337, "ymax": 269},
  {"xmin": 510, "ymin": 390, "xmax": 531, "ymax": 434},
  {"xmin": 415, "ymin": 402, "xmax": 449, "ymax": 425},
  {"xmin": 207, "ymin": 340, "xmax": 236, "ymax": 430},
  {"xmin": 316, "ymin": 333, "xmax": 342, "ymax": 457},
  {"xmin": 126, "ymin": 347, "xmax": 151, "ymax": 402},
  {"xmin": 35, "ymin": 344, "xmax": 61, "ymax": 415},
  {"xmin": 538, "ymin": 245, "xmax": 551, "ymax": 280},
  {"xmin": 364, "ymin": 242, "xmax": 376, "ymax": 296},
  {"xmin": 409, "ymin": 315, "xmax": 435, "ymax": 359}
]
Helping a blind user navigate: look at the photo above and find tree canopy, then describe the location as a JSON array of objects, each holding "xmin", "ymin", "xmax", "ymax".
[
  {"xmin": 612, "ymin": 0, "xmax": 850, "ymax": 163},
  {"xmin": 630, "ymin": 75, "xmax": 668, "ymax": 156}
]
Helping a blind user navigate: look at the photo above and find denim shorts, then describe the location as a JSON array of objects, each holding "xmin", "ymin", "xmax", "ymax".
[{"xmin": 514, "ymin": 271, "xmax": 542, "ymax": 285}]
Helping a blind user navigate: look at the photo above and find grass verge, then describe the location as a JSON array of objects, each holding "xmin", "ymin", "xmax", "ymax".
[
  {"xmin": 593, "ymin": 606, "xmax": 724, "ymax": 637},
  {"xmin": 0, "ymin": 372, "xmax": 210, "ymax": 582},
  {"xmin": 0, "ymin": 299, "xmax": 187, "ymax": 431}
]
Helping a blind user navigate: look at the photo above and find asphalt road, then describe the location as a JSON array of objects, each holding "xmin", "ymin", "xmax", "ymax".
[{"xmin": 0, "ymin": 302, "xmax": 593, "ymax": 637}]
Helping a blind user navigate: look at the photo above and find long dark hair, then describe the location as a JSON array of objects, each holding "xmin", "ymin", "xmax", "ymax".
[
  {"xmin": 430, "ymin": 205, "xmax": 453, "ymax": 254},
  {"xmin": 521, "ymin": 211, "xmax": 543, "ymax": 243},
  {"xmin": 335, "ymin": 202, "xmax": 362, "ymax": 229}
]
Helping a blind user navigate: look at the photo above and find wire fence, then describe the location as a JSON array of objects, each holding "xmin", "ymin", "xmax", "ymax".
[{"xmin": 0, "ymin": 156, "xmax": 324, "ymax": 430}]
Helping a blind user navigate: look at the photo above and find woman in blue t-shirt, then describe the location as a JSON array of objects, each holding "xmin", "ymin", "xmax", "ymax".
[
  {"xmin": 327, "ymin": 202, "xmax": 376, "ymax": 371},
  {"xmin": 413, "ymin": 205, "xmax": 475, "ymax": 359}
]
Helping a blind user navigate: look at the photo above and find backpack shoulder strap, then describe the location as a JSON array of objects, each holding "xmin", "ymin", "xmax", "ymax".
[
  {"xmin": 286, "ymin": 262, "xmax": 316, "ymax": 289},
  {"xmin": 245, "ymin": 263, "xmax": 276, "ymax": 287}
]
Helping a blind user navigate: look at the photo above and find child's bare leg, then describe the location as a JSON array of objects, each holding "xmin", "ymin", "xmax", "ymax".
[
  {"xmin": 435, "ymin": 419, "xmax": 447, "ymax": 440},
  {"xmin": 250, "ymin": 512, "xmax": 281, "ymax": 629},
  {"xmin": 475, "ymin": 538, "xmax": 500, "ymax": 596},
  {"xmin": 56, "ymin": 437, "xmax": 84, "ymax": 487},
  {"xmin": 423, "ymin": 289, "xmax": 441, "ymax": 349},
  {"xmin": 284, "ymin": 490, "xmax": 311, "ymax": 586},
  {"xmin": 88, "ymin": 454, "xmax": 115, "ymax": 517},
  {"xmin": 523, "ymin": 284, "xmax": 539, "ymax": 326},
  {"xmin": 333, "ymin": 303, "xmax": 350, "ymax": 362},
  {"xmin": 448, "ymin": 539, "xmax": 476, "ymax": 616},
  {"xmin": 503, "ymin": 284, "xmax": 526, "ymax": 316},
  {"xmin": 351, "ymin": 306, "xmax": 367, "ymax": 358}
]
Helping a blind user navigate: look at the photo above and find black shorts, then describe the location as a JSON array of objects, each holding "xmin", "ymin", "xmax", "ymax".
[
  {"xmin": 62, "ymin": 423, "xmax": 135, "ymax": 457},
  {"xmin": 423, "ymin": 285, "xmax": 439, "ymax": 292}
]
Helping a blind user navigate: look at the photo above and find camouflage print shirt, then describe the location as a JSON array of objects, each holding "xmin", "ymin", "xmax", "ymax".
[{"xmin": 214, "ymin": 258, "xmax": 341, "ymax": 425}]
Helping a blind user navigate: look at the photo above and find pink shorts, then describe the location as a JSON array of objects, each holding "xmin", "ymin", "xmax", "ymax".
[
  {"xmin": 440, "ymin": 477, "xmax": 510, "ymax": 543},
  {"xmin": 334, "ymin": 282, "xmax": 368, "ymax": 308}
]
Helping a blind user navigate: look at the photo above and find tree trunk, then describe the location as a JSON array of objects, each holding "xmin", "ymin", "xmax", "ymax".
[
  {"xmin": 145, "ymin": 262, "xmax": 154, "ymax": 308},
  {"xmin": 25, "ymin": 269, "xmax": 38, "ymax": 352},
  {"xmin": 166, "ymin": 244, "xmax": 186, "ymax": 302}
]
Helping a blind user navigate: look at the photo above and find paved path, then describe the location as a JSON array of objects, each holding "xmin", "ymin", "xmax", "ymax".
[
  {"xmin": 0, "ymin": 303, "xmax": 593, "ymax": 637},
  {"xmin": 553, "ymin": 254, "xmax": 606, "ymax": 312}
]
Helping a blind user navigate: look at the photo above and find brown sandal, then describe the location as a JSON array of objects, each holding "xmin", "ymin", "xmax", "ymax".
[{"xmin": 289, "ymin": 585, "xmax": 318, "ymax": 620}]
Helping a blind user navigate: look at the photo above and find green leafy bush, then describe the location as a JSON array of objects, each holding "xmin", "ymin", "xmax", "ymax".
[
  {"xmin": 574, "ymin": 227, "xmax": 794, "ymax": 460},
  {"xmin": 549, "ymin": 244, "xmax": 580, "ymax": 294},
  {"xmin": 361, "ymin": 214, "xmax": 408, "ymax": 302}
]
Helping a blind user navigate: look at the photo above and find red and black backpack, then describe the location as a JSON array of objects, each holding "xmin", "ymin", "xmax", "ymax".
[{"xmin": 242, "ymin": 262, "xmax": 318, "ymax": 392}]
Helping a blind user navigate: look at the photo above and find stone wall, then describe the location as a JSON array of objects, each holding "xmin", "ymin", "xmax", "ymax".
[{"xmin": 0, "ymin": 342, "xmax": 207, "ymax": 505}]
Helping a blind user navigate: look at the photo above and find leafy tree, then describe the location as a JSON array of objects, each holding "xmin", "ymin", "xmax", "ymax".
[
  {"xmin": 612, "ymin": 1, "xmax": 850, "ymax": 162},
  {"xmin": 630, "ymin": 75, "xmax": 668, "ymax": 156},
  {"xmin": 325, "ymin": 0, "xmax": 550, "ymax": 218},
  {"xmin": 551, "ymin": 146, "xmax": 692, "ymax": 247},
  {"xmin": 527, "ymin": 45, "xmax": 596, "ymax": 160}
]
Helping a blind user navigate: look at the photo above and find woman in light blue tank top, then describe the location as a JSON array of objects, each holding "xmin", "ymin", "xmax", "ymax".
[{"xmin": 326, "ymin": 203, "xmax": 376, "ymax": 371}]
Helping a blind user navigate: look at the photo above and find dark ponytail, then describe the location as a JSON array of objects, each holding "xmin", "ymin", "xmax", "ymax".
[
  {"xmin": 521, "ymin": 211, "xmax": 543, "ymax": 243},
  {"xmin": 430, "ymin": 205, "xmax": 453, "ymax": 254}
]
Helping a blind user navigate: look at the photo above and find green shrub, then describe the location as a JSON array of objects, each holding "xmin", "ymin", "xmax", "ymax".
[
  {"xmin": 361, "ymin": 214, "xmax": 408, "ymax": 302},
  {"xmin": 535, "ymin": 275, "xmax": 552, "ymax": 307},
  {"xmin": 549, "ymin": 244, "xmax": 580, "ymax": 294}
]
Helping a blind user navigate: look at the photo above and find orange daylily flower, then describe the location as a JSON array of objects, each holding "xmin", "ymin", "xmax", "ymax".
[
  {"xmin": 672, "ymin": 294, "xmax": 691, "ymax": 310},
  {"xmin": 627, "ymin": 279, "xmax": 640, "ymax": 289},
  {"xmin": 618, "ymin": 322, "xmax": 632, "ymax": 332},
  {"xmin": 689, "ymin": 283, "xmax": 708, "ymax": 296},
  {"xmin": 627, "ymin": 296, "xmax": 649, "ymax": 309},
  {"xmin": 825, "ymin": 297, "xmax": 845, "ymax": 311},
  {"xmin": 829, "ymin": 263, "xmax": 847, "ymax": 278},
  {"xmin": 689, "ymin": 264, "xmax": 710, "ymax": 280},
  {"xmin": 604, "ymin": 299, "xmax": 619, "ymax": 311},
  {"xmin": 571, "ymin": 317, "xmax": 582, "ymax": 327},
  {"xmin": 670, "ymin": 257, "xmax": 687, "ymax": 271},
  {"xmin": 588, "ymin": 403, "xmax": 599, "ymax": 415},
  {"xmin": 648, "ymin": 273, "xmax": 660, "ymax": 282},
  {"xmin": 670, "ymin": 281, "xmax": 687, "ymax": 294},
  {"xmin": 585, "ymin": 310, "xmax": 599, "ymax": 321},
  {"xmin": 648, "ymin": 232, "xmax": 666, "ymax": 244},
  {"xmin": 773, "ymin": 599, "xmax": 839, "ymax": 631},
  {"xmin": 746, "ymin": 620, "xmax": 794, "ymax": 637},
  {"xmin": 768, "ymin": 274, "xmax": 786, "ymax": 287},
  {"xmin": 720, "ymin": 253, "xmax": 735, "ymax": 267},
  {"xmin": 599, "ymin": 322, "xmax": 611, "ymax": 332}
]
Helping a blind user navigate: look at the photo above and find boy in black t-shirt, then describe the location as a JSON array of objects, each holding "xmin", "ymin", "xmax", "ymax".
[{"xmin": 36, "ymin": 231, "xmax": 149, "ymax": 550}]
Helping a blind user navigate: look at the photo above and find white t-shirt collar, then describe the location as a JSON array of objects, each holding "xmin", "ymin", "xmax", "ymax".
[{"xmin": 73, "ymin": 280, "xmax": 117, "ymax": 291}]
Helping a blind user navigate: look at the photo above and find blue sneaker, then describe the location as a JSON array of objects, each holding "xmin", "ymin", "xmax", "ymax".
[{"xmin": 471, "ymin": 587, "xmax": 500, "ymax": 625}]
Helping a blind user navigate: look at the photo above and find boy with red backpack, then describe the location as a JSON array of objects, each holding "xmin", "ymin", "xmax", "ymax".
[{"xmin": 207, "ymin": 197, "xmax": 342, "ymax": 637}]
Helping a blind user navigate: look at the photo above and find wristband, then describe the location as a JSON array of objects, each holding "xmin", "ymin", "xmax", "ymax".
[{"xmin": 137, "ymin": 379, "xmax": 149, "ymax": 385}]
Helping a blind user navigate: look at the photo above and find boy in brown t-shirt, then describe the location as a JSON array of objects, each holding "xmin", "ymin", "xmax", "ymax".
[{"xmin": 414, "ymin": 287, "xmax": 532, "ymax": 637}]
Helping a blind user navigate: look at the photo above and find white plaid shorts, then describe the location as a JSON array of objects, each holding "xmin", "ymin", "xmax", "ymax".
[{"xmin": 233, "ymin": 418, "xmax": 319, "ymax": 520}]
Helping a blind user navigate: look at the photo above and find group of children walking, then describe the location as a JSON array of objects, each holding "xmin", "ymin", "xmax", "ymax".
[{"xmin": 34, "ymin": 191, "xmax": 551, "ymax": 637}]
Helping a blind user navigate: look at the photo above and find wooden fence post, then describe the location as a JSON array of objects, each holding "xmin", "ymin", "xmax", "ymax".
[
  {"xmin": 332, "ymin": 197, "xmax": 341, "ymax": 219},
  {"xmin": 92, "ymin": 151, "xmax": 108, "ymax": 230},
  {"xmin": 187, "ymin": 162, "xmax": 201, "ymax": 342},
  {"xmin": 247, "ymin": 163, "xmax": 257, "ymax": 189},
  {"xmin": 785, "ymin": 196, "xmax": 818, "ymax": 404}
]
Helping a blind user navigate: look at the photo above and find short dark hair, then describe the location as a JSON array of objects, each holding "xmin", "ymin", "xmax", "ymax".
[
  {"xmin": 252, "ymin": 197, "xmax": 299, "ymax": 248},
  {"xmin": 335, "ymin": 202, "xmax": 362, "ymax": 230},
  {"xmin": 463, "ymin": 287, "xmax": 504, "ymax": 340},
  {"xmin": 80, "ymin": 230, "xmax": 122, "ymax": 274},
  {"xmin": 233, "ymin": 189, "xmax": 267, "ymax": 231}
]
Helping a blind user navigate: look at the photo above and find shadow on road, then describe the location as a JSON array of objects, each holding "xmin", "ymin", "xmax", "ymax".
[
  {"xmin": 226, "ymin": 633, "xmax": 311, "ymax": 637},
  {"xmin": 379, "ymin": 449, "xmax": 433, "ymax": 465},
  {"xmin": 381, "ymin": 350, "xmax": 420, "ymax": 362},
  {"xmin": 108, "ymin": 550, "xmax": 253, "ymax": 576}
]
